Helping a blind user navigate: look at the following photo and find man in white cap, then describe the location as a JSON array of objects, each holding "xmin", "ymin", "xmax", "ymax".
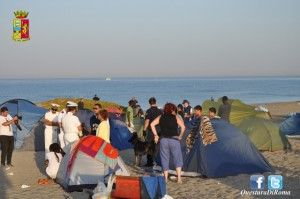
[
  {"xmin": 62, "ymin": 101, "xmax": 82, "ymax": 146},
  {"xmin": 44, "ymin": 103, "xmax": 60, "ymax": 157},
  {"xmin": 57, "ymin": 103, "xmax": 68, "ymax": 148}
]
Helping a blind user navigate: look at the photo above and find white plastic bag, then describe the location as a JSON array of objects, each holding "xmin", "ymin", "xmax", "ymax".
[
  {"xmin": 21, "ymin": 184, "xmax": 30, "ymax": 189},
  {"xmin": 162, "ymin": 195, "xmax": 173, "ymax": 199}
]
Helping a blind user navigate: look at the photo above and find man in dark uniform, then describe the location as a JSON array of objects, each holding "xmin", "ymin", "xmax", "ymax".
[
  {"xmin": 90, "ymin": 103, "xmax": 102, "ymax": 135},
  {"xmin": 143, "ymin": 97, "xmax": 162, "ymax": 167}
]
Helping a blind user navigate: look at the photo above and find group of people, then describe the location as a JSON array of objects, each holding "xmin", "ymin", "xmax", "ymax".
[
  {"xmin": 43, "ymin": 101, "xmax": 111, "ymax": 179},
  {"xmin": 124, "ymin": 96, "xmax": 231, "ymax": 183},
  {"xmin": 0, "ymin": 96, "xmax": 231, "ymax": 183}
]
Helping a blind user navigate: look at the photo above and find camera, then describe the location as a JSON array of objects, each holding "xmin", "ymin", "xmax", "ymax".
[{"xmin": 14, "ymin": 115, "xmax": 22, "ymax": 131}]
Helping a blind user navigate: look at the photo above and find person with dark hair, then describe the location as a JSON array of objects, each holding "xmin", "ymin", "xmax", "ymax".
[
  {"xmin": 148, "ymin": 97, "xmax": 156, "ymax": 105},
  {"xmin": 177, "ymin": 104, "xmax": 184, "ymax": 119},
  {"xmin": 218, "ymin": 96, "xmax": 231, "ymax": 122},
  {"xmin": 131, "ymin": 97, "xmax": 138, "ymax": 104},
  {"xmin": 90, "ymin": 103, "xmax": 102, "ymax": 135},
  {"xmin": 0, "ymin": 107, "xmax": 18, "ymax": 167},
  {"xmin": 208, "ymin": 107, "xmax": 218, "ymax": 119},
  {"xmin": 78, "ymin": 99, "xmax": 84, "ymax": 110},
  {"xmin": 151, "ymin": 103, "xmax": 185, "ymax": 183},
  {"xmin": 62, "ymin": 101, "xmax": 82, "ymax": 146},
  {"xmin": 96, "ymin": 109, "xmax": 110, "ymax": 143},
  {"xmin": 143, "ymin": 97, "xmax": 162, "ymax": 167},
  {"xmin": 182, "ymin": 100, "xmax": 193, "ymax": 122},
  {"xmin": 189, "ymin": 105, "xmax": 203, "ymax": 132},
  {"xmin": 45, "ymin": 143, "xmax": 65, "ymax": 179},
  {"xmin": 126, "ymin": 99, "xmax": 136, "ymax": 133}
]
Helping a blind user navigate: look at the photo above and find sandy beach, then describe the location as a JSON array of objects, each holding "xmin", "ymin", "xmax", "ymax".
[{"xmin": 1, "ymin": 101, "xmax": 299, "ymax": 199}]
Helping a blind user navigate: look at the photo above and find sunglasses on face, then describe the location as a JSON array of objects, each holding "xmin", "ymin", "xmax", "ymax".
[{"xmin": 51, "ymin": 108, "xmax": 58, "ymax": 111}]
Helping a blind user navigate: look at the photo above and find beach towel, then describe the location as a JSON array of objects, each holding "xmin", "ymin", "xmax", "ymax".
[
  {"xmin": 200, "ymin": 116, "xmax": 218, "ymax": 146},
  {"xmin": 185, "ymin": 130, "xmax": 197, "ymax": 153}
]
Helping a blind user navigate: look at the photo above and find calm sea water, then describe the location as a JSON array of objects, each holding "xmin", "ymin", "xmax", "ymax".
[{"xmin": 0, "ymin": 77, "xmax": 299, "ymax": 109}]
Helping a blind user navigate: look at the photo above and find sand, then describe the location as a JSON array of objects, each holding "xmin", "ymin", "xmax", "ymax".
[{"xmin": 1, "ymin": 101, "xmax": 299, "ymax": 199}]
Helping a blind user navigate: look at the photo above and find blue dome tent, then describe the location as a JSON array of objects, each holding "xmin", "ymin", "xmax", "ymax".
[
  {"xmin": 175, "ymin": 118, "xmax": 273, "ymax": 177},
  {"xmin": 0, "ymin": 99, "xmax": 47, "ymax": 149},
  {"xmin": 109, "ymin": 119, "xmax": 133, "ymax": 150},
  {"xmin": 280, "ymin": 113, "xmax": 300, "ymax": 138}
]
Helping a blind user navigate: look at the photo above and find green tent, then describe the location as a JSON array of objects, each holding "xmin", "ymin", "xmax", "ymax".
[
  {"xmin": 238, "ymin": 117, "xmax": 290, "ymax": 151},
  {"xmin": 202, "ymin": 98, "xmax": 270, "ymax": 126},
  {"xmin": 202, "ymin": 100, "xmax": 220, "ymax": 115}
]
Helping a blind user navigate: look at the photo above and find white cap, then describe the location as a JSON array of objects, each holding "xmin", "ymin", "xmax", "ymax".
[
  {"xmin": 67, "ymin": 101, "xmax": 78, "ymax": 107},
  {"xmin": 51, "ymin": 103, "xmax": 60, "ymax": 108}
]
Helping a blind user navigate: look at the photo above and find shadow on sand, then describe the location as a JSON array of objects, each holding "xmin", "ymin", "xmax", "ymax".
[{"xmin": 0, "ymin": 164, "xmax": 12, "ymax": 199}]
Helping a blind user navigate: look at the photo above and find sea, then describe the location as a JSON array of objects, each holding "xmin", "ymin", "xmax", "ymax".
[{"xmin": 0, "ymin": 77, "xmax": 300, "ymax": 109}]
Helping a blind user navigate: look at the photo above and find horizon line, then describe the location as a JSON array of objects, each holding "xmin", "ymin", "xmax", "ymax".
[{"xmin": 0, "ymin": 75, "xmax": 300, "ymax": 80}]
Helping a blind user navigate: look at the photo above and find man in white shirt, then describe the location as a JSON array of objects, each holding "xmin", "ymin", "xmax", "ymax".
[
  {"xmin": 57, "ymin": 104, "xmax": 68, "ymax": 149},
  {"xmin": 44, "ymin": 104, "xmax": 59, "ymax": 157},
  {"xmin": 0, "ymin": 107, "xmax": 18, "ymax": 167},
  {"xmin": 62, "ymin": 101, "xmax": 82, "ymax": 146}
]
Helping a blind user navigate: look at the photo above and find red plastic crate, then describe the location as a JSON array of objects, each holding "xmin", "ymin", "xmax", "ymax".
[{"xmin": 111, "ymin": 176, "xmax": 141, "ymax": 199}]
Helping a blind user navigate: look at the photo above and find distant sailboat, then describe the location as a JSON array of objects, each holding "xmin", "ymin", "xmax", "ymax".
[{"xmin": 105, "ymin": 77, "xmax": 111, "ymax": 81}]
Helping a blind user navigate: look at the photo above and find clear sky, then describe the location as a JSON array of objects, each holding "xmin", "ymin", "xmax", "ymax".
[{"xmin": 0, "ymin": 0, "xmax": 299, "ymax": 78}]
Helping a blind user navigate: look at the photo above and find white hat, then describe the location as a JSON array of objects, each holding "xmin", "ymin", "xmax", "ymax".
[
  {"xmin": 67, "ymin": 101, "xmax": 78, "ymax": 107},
  {"xmin": 51, "ymin": 103, "xmax": 60, "ymax": 108}
]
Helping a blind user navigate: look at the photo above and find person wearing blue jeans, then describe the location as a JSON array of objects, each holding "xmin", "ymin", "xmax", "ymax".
[{"xmin": 151, "ymin": 103, "xmax": 185, "ymax": 183}]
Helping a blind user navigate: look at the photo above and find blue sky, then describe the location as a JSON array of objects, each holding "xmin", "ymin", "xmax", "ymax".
[{"xmin": 0, "ymin": 0, "xmax": 299, "ymax": 78}]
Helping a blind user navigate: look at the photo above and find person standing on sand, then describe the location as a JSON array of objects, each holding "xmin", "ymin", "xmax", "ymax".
[
  {"xmin": 143, "ymin": 97, "xmax": 162, "ymax": 167},
  {"xmin": 133, "ymin": 106, "xmax": 146, "ymax": 141},
  {"xmin": 218, "ymin": 96, "xmax": 231, "ymax": 123},
  {"xmin": 151, "ymin": 103, "xmax": 185, "ymax": 183},
  {"xmin": 125, "ymin": 99, "xmax": 136, "ymax": 133},
  {"xmin": 90, "ymin": 103, "xmax": 102, "ymax": 136},
  {"xmin": 96, "ymin": 109, "xmax": 110, "ymax": 143},
  {"xmin": 44, "ymin": 104, "xmax": 60, "ymax": 157},
  {"xmin": 0, "ymin": 107, "xmax": 18, "ymax": 167},
  {"xmin": 62, "ymin": 101, "xmax": 82, "ymax": 146},
  {"xmin": 190, "ymin": 105, "xmax": 203, "ymax": 132},
  {"xmin": 58, "ymin": 103, "xmax": 68, "ymax": 148}
]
